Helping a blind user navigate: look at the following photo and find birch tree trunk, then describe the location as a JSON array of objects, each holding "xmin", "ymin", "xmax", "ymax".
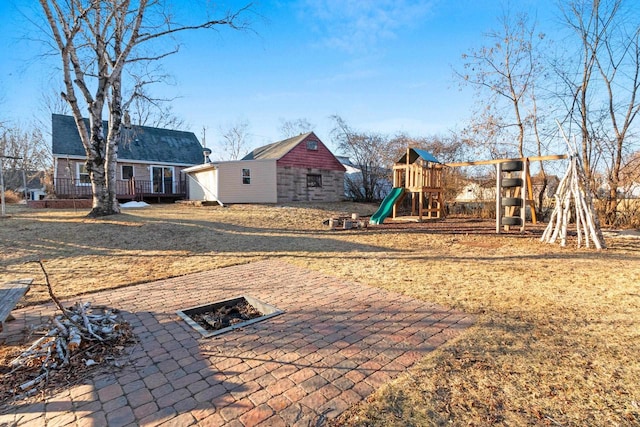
[{"xmin": 38, "ymin": 0, "xmax": 250, "ymax": 217}]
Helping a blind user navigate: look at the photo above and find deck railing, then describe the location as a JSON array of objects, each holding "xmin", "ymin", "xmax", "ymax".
[
  {"xmin": 393, "ymin": 163, "xmax": 443, "ymax": 190},
  {"xmin": 54, "ymin": 177, "xmax": 187, "ymax": 200}
]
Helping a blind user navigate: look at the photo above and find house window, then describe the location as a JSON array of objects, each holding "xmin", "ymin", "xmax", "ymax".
[
  {"xmin": 122, "ymin": 165, "xmax": 134, "ymax": 180},
  {"xmin": 307, "ymin": 174, "xmax": 322, "ymax": 188},
  {"xmin": 242, "ymin": 168, "xmax": 251, "ymax": 185},
  {"xmin": 306, "ymin": 140, "xmax": 318, "ymax": 151},
  {"xmin": 152, "ymin": 166, "xmax": 174, "ymax": 193},
  {"xmin": 76, "ymin": 163, "xmax": 91, "ymax": 185}
]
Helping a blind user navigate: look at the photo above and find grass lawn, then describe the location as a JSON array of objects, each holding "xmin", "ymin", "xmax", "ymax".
[{"xmin": 1, "ymin": 202, "xmax": 639, "ymax": 425}]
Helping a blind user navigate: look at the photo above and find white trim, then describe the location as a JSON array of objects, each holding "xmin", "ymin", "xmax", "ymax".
[
  {"xmin": 183, "ymin": 159, "xmax": 275, "ymax": 173},
  {"xmin": 53, "ymin": 155, "xmax": 195, "ymax": 168},
  {"xmin": 53, "ymin": 157, "xmax": 59, "ymax": 186},
  {"xmin": 119, "ymin": 158, "xmax": 195, "ymax": 167},
  {"xmin": 54, "ymin": 154, "xmax": 85, "ymax": 161},
  {"xmin": 183, "ymin": 163, "xmax": 217, "ymax": 173},
  {"xmin": 76, "ymin": 162, "xmax": 91, "ymax": 186}
]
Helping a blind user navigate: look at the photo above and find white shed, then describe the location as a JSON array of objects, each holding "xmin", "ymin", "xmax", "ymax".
[{"xmin": 184, "ymin": 159, "xmax": 278, "ymax": 204}]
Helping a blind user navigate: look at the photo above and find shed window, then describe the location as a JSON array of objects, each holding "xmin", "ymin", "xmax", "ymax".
[
  {"xmin": 76, "ymin": 163, "xmax": 91, "ymax": 185},
  {"xmin": 307, "ymin": 174, "xmax": 322, "ymax": 188},
  {"xmin": 242, "ymin": 168, "xmax": 251, "ymax": 185},
  {"xmin": 306, "ymin": 140, "xmax": 318, "ymax": 150}
]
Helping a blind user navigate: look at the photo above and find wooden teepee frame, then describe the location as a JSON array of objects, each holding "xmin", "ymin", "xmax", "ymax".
[{"xmin": 540, "ymin": 124, "xmax": 606, "ymax": 249}]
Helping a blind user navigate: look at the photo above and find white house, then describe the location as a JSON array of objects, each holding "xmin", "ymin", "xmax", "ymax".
[
  {"xmin": 335, "ymin": 156, "xmax": 392, "ymax": 201},
  {"xmin": 184, "ymin": 159, "xmax": 278, "ymax": 204},
  {"xmin": 454, "ymin": 181, "xmax": 496, "ymax": 203}
]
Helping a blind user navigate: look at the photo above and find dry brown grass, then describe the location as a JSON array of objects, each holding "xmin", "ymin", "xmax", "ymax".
[{"xmin": 1, "ymin": 203, "xmax": 639, "ymax": 425}]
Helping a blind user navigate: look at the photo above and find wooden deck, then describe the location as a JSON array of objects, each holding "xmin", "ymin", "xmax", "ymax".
[{"xmin": 54, "ymin": 178, "xmax": 188, "ymax": 203}]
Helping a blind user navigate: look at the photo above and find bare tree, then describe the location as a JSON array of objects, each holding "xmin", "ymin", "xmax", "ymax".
[
  {"xmin": 38, "ymin": 0, "xmax": 251, "ymax": 217},
  {"xmin": 330, "ymin": 115, "xmax": 388, "ymax": 202},
  {"xmin": 556, "ymin": 0, "xmax": 618, "ymax": 183},
  {"xmin": 278, "ymin": 118, "xmax": 314, "ymax": 139},
  {"xmin": 123, "ymin": 64, "xmax": 186, "ymax": 129},
  {"xmin": 127, "ymin": 90, "xmax": 186, "ymax": 130},
  {"xmin": 0, "ymin": 124, "xmax": 51, "ymax": 191},
  {"xmin": 219, "ymin": 119, "xmax": 251, "ymax": 160},
  {"xmin": 41, "ymin": 89, "xmax": 71, "ymax": 116},
  {"xmin": 558, "ymin": 0, "xmax": 640, "ymax": 224},
  {"xmin": 458, "ymin": 8, "xmax": 546, "ymax": 159},
  {"xmin": 458, "ymin": 7, "xmax": 555, "ymax": 216},
  {"xmin": 594, "ymin": 3, "xmax": 640, "ymax": 224}
]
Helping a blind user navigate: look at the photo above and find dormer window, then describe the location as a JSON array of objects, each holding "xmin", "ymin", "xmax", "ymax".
[{"xmin": 306, "ymin": 140, "xmax": 318, "ymax": 151}]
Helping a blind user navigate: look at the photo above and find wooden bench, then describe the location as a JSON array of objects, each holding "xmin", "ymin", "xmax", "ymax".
[{"xmin": 0, "ymin": 279, "xmax": 33, "ymax": 332}]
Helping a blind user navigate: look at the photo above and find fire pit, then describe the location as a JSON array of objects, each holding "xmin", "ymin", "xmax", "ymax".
[{"xmin": 176, "ymin": 295, "xmax": 283, "ymax": 337}]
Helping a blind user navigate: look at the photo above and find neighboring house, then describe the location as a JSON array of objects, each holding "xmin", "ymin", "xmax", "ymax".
[
  {"xmin": 52, "ymin": 114, "xmax": 204, "ymax": 202},
  {"xmin": 185, "ymin": 132, "xmax": 345, "ymax": 204},
  {"xmin": 623, "ymin": 182, "xmax": 640, "ymax": 198},
  {"xmin": 531, "ymin": 174, "xmax": 560, "ymax": 202},
  {"xmin": 453, "ymin": 174, "xmax": 561, "ymax": 218},
  {"xmin": 454, "ymin": 179, "xmax": 496, "ymax": 203},
  {"xmin": 1, "ymin": 170, "xmax": 47, "ymax": 200},
  {"xmin": 336, "ymin": 156, "xmax": 392, "ymax": 201}
]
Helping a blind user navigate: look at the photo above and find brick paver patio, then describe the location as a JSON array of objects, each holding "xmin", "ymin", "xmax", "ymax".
[{"xmin": 0, "ymin": 260, "xmax": 474, "ymax": 426}]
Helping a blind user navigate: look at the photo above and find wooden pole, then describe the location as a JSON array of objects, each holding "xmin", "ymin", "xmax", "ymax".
[
  {"xmin": 496, "ymin": 162, "xmax": 502, "ymax": 234},
  {"xmin": 406, "ymin": 147, "xmax": 410, "ymax": 185},
  {"xmin": 520, "ymin": 161, "xmax": 527, "ymax": 232},
  {"xmin": 526, "ymin": 159, "xmax": 537, "ymax": 224},
  {"xmin": 446, "ymin": 154, "xmax": 567, "ymax": 168}
]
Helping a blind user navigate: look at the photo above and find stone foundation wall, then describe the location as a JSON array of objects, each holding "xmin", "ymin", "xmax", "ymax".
[
  {"xmin": 277, "ymin": 167, "xmax": 345, "ymax": 203},
  {"xmin": 28, "ymin": 199, "xmax": 93, "ymax": 209}
]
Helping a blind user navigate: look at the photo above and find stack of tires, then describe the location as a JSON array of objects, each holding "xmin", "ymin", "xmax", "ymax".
[{"xmin": 501, "ymin": 161, "xmax": 524, "ymax": 227}]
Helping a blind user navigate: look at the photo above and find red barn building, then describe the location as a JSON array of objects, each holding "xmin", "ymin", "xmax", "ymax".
[
  {"xmin": 244, "ymin": 132, "xmax": 345, "ymax": 202},
  {"xmin": 185, "ymin": 132, "xmax": 346, "ymax": 204}
]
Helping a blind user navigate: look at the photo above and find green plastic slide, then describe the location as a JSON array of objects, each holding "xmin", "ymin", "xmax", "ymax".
[{"xmin": 369, "ymin": 187, "xmax": 405, "ymax": 225}]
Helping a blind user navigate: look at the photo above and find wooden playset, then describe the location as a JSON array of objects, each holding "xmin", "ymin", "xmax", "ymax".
[
  {"xmin": 369, "ymin": 148, "xmax": 445, "ymax": 224},
  {"xmin": 336, "ymin": 143, "xmax": 602, "ymax": 248},
  {"xmin": 447, "ymin": 155, "xmax": 567, "ymax": 233},
  {"xmin": 368, "ymin": 147, "xmax": 570, "ymax": 235}
]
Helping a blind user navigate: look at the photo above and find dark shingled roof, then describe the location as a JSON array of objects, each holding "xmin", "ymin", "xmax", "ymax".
[
  {"xmin": 242, "ymin": 132, "xmax": 313, "ymax": 161},
  {"xmin": 397, "ymin": 148, "xmax": 441, "ymax": 165},
  {"xmin": 52, "ymin": 114, "xmax": 203, "ymax": 165}
]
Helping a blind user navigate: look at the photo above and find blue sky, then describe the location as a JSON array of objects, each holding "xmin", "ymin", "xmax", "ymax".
[{"xmin": 0, "ymin": 0, "xmax": 556, "ymax": 154}]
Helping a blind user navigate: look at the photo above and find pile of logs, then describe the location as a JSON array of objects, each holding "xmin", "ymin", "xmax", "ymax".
[
  {"xmin": 2, "ymin": 260, "xmax": 133, "ymax": 401},
  {"xmin": 323, "ymin": 213, "xmax": 369, "ymax": 230},
  {"xmin": 541, "ymin": 124, "xmax": 606, "ymax": 249},
  {"xmin": 7, "ymin": 302, "xmax": 132, "ymax": 398}
]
